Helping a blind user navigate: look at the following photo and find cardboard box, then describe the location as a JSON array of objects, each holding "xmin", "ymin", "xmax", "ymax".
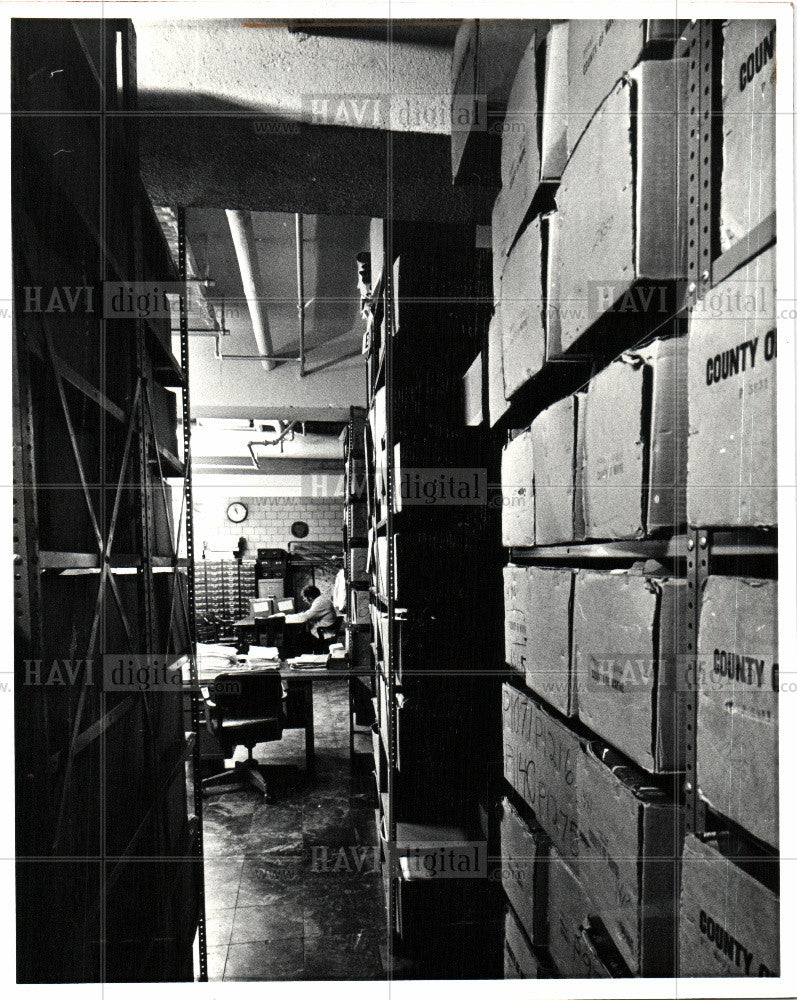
[
  {"xmin": 503, "ymin": 564, "xmax": 527, "ymax": 679},
  {"xmin": 574, "ymin": 569, "xmax": 685, "ymax": 773},
  {"xmin": 687, "ymin": 246, "xmax": 777, "ymax": 527},
  {"xmin": 150, "ymin": 382, "xmax": 179, "ymax": 458},
  {"xmin": 545, "ymin": 852, "xmax": 591, "ymax": 976},
  {"xmin": 531, "ymin": 392, "xmax": 584, "ymax": 544},
  {"xmin": 697, "ymin": 576, "xmax": 778, "ymax": 848},
  {"xmin": 346, "ymin": 457, "xmax": 366, "ymax": 500},
  {"xmin": 348, "ymin": 545, "xmax": 368, "ymax": 584},
  {"xmin": 503, "ymin": 565, "xmax": 575, "ymax": 716},
  {"xmin": 487, "ymin": 308, "xmax": 510, "ymax": 426},
  {"xmin": 546, "ymin": 852, "xmax": 630, "ymax": 978},
  {"xmin": 500, "ymin": 35, "xmax": 540, "ymax": 249},
  {"xmin": 499, "ymin": 797, "xmax": 547, "ymax": 945},
  {"xmin": 574, "ymin": 741, "xmax": 680, "ymax": 976},
  {"xmin": 679, "ymin": 833, "xmax": 779, "ymax": 977},
  {"xmin": 582, "ymin": 338, "xmax": 687, "ymax": 539},
  {"xmin": 556, "ymin": 60, "xmax": 688, "ymax": 351},
  {"xmin": 347, "ymin": 502, "xmax": 367, "ymax": 540},
  {"xmin": 152, "ymin": 478, "xmax": 174, "ymax": 558},
  {"xmin": 503, "ymin": 687, "xmax": 680, "ymax": 975},
  {"xmin": 500, "ymin": 217, "xmax": 546, "ymax": 398},
  {"xmin": 501, "ymin": 430, "xmax": 534, "ymax": 547},
  {"xmin": 370, "ymin": 386, "xmax": 386, "ymax": 451},
  {"xmin": 462, "ymin": 352, "xmax": 483, "ymax": 426},
  {"xmin": 373, "ymin": 534, "xmax": 409, "ymax": 606},
  {"xmin": 540, "ymin": 22, "xmax": 569, "ymax": 181},
  {"xmin": 502, "ymin": 684, "xmax": 581, "ymax": 861},
  {"xmin": 451, "ymin": 21, "xmax": 539, "ymax": 186},
  {"xmin": 491, "ymin": 187, "xmax": 508, "ymax": 302},
  {"xmin": 450, "ymin": 21, "xmax": 482, "ymax": 184},
  {"xmin": 720, "ymin": 21, "xmax": 776, "ymax": 253},
  {"xmin": 567, "ymin": 19, "xmax": 684, "ymax": 156},
  {"xmin": 543, "ymin": 209, "xmax": 563, "ymax": 359},
  {"xmin": 370, "ymin": 386, "xmax": 387, "ymax": 509},
  {"xmin": 349, "ymin": 588, "xmax": 370, "ymax": 624},
  {"xmin": 374, "ymin": 535, "xmax": 388, "ymax": 599},
  {"xmin": 369, "ymin": 217, "xmax": 384, "ymax": 290},
  {"xmin": 504, "ymin": 904, "xmax": 546, "ymax": 978}
]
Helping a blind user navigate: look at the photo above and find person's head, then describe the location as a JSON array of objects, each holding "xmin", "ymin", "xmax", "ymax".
[{"xmin": 302, "ymin": 584, "xmax": 321, "ymax": 605}]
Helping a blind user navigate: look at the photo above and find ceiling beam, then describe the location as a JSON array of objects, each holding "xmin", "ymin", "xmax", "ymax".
[{"xmin": 141, "ymin": 117, "xmax": 495, "ymax": 223}]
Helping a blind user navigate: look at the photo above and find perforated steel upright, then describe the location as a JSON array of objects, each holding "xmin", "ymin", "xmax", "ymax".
[{"xmin": 178, "ymin": 206, "xmax": 208, "ymax": 981}]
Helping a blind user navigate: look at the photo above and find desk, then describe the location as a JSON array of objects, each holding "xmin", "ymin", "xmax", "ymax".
[
  {"xmin": 185, "ymin": 655, "xmax": 369, "ymax": 775},
  {"xmin": 233, "ymin": 615, "xmax": 308, "ymax": 655}
]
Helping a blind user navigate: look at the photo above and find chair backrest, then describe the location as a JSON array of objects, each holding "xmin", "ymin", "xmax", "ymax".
[{"xmin": 209, "ymin": 670, "xmax": 283, "ymax": 722}]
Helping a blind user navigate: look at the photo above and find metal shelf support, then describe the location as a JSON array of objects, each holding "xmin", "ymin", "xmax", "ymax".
[{"xmin": 178, "ymin": 206, "xmax": 208, "ymax": 982}]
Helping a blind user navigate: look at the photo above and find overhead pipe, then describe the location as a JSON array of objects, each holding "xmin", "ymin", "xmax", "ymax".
[
  {"xmin": 247, "ymin": 421, "xmax": 298, "ymax": 466},
  {"xmin": 225, "ymin": 209, "xmax": 276, "ymax": 371}
]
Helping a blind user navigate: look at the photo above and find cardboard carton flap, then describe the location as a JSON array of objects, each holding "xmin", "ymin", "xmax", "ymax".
[{"xmin": 587, "ymin": 741, "xmax": 670, "ymax": 803}]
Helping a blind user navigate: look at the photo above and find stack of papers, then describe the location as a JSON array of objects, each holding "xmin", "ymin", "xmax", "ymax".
[
  {"xmin": 287, "ymin": 654, "xmax": 328, "ymax": 669},
  {"xmin": 240, "ymin": 645, "xmax": 280, "ymax": 661},
  {"xmin": 195, "ymin": 643, "xmax": 238, "ymax": 672}
]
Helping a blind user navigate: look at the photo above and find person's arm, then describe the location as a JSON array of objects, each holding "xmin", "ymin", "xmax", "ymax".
[{"xmin": 294, "ymin": 596, "xmax": 325, "ymax": 624}]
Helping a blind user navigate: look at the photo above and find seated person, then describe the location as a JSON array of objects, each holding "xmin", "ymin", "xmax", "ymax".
[{"xmin": 292, "ymin": 584, "xmax": 338, "ymax": 653}]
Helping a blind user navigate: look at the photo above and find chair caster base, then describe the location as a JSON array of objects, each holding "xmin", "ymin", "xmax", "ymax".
[{"xmin": 202, "ymin": 759, "xmax": 273, "ymax": 800}]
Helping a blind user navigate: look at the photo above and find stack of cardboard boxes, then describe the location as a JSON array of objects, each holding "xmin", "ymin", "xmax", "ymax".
[
  {"xmin": 487, "ymin": 20, "xmax": 686, "ymax": 423},
  {"xmin": 491, "ymin": 17, "xmax": 778, "ymax": 980}
]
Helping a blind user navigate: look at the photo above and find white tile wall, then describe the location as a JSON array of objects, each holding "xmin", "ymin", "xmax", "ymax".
[{"xmin": 192, "ymin": 494, "xmax": 343, "ymax": 558}]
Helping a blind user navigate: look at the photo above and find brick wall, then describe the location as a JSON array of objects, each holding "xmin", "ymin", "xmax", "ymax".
[{"xmin": 193, "ymin": 493, "xmax": 343, "ymax": 558}]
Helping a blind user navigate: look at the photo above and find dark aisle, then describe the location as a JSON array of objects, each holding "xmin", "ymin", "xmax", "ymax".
[{"xmin": 201, "ymin": 680, "xmax": 386, "ymax": 981}]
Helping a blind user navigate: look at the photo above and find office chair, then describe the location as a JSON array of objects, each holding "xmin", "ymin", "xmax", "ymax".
[
  {"xmin": 202, "ymin": 670, "xmax": 285, "ymax": 801},
  {"xmin": 321, "ymin": 614, "xmax": 345, "ymax": 645}
]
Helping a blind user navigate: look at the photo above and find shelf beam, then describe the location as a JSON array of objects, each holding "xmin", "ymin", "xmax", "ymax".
[{"xmin": 712, "ymin": 212, "xmax": 776, "ymax": 288}]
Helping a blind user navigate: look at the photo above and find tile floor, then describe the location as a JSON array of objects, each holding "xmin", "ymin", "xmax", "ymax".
[{"xmin": 200, "ymin": 679, "xmax": 387, "ymax": 981}]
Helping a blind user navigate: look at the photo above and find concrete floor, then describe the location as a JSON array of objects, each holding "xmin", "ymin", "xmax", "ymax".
[{"xmin": 201, "ymin": 680, "xmax": 386, "ymax": 981}]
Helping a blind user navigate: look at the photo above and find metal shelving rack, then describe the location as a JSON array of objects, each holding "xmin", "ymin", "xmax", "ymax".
[
  {"xmin": 499, "ymin": 18, "xmax": 778, "ymax": 843},
  {"xmin": 679, "ymin": 19, "xmax": 778, "ymax": 841},
  {"xmin": 12, "ymin": 20, "xmax": 204, "ymax": 983},
  {"xmin": 492, "ymin": 17, "xmax": 779, "ymax": 978},
  {"xmin": 342, "ymin": 405, "xmax": 375, "ymax": 756},
  {"xmin": 364, "ymin": 217, "xmax": 499, "ymax": 978},
  {"xmin": 177, "ymin": 206, "xmax": 208, "ymax": 981}
]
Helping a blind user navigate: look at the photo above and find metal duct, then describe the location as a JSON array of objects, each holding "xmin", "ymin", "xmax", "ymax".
[{"xmin": 225, "ymin": 209, "xmax": 276, "ymax": 371}]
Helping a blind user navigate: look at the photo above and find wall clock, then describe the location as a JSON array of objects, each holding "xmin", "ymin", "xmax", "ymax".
[
  {"xmin": 226, "ymin": 502, "xmax": 248, "ymax": 523},
  {"xmin": 291, "ymin": 520, "xmax": 309, "ymax": 539}
]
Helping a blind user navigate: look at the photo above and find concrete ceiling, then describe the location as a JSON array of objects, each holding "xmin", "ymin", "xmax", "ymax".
[
  {"xmin": 135, "ymin": 18, "xmax": 495, "ymax": 223},
  {"xmin": 134, "ymin": 18, "xmax": 454, "ymax": 132},
  {"xmin": 167, "ymin": 207, "xmax": 369, "ymax": 425},
  {"xmin": 136, "ymin": 18, "xmax": 498, "ymax": 479},
  {"xmin": 181, "ymin": 208, "xmax": 369, "ymax": 358}
]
